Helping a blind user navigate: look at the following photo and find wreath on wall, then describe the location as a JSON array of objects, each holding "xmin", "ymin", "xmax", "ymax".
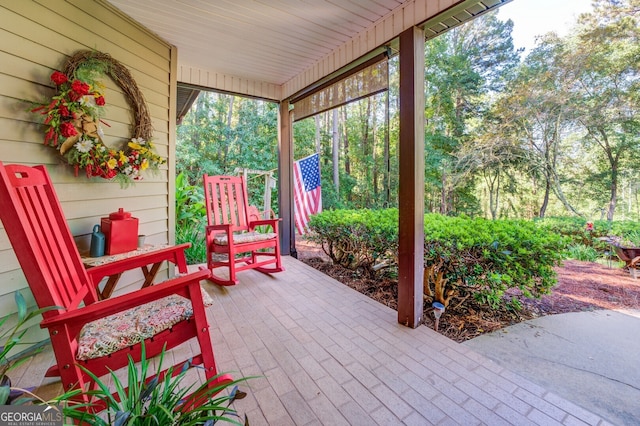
[{"xmin": 31, "ymin": 50, "xmax": 165, "ymax": 185}]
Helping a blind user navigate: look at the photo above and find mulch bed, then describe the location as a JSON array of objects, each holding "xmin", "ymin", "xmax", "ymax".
[{"xmin": 296, "ymin": 240, "xmax": 640, "ymax": 343}]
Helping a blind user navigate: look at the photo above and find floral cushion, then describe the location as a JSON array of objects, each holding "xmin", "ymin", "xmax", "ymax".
[
  {"xmin": 76, "ymin": 287, "xmax": 214, "ymax": 361},
  {"xmin": 213, "ymin": 231, "xmax": 277, "ymax": 246}
]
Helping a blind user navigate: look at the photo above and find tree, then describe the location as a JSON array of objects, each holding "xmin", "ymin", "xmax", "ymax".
[
  {"xmin": 177, "ymin": 91, "xmax": 279, "ymax": 207},
  {"xmin": 424, "ymin": 11, "xmax": 520, "ymax": 215},
  {"xmin": 563, "ymin": 0, "xmax": 640, "ymax": 220},
  {"xmin": 488, "ymin": 36, "xmax": 582, "ymax": 218}
]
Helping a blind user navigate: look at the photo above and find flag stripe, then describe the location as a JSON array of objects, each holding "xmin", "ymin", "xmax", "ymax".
[{"xmin": 293, "ymin": 153, "xmax": 322, "ymax": 234}]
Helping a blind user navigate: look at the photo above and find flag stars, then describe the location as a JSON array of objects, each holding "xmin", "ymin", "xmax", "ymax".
[
  {"xmin": 300, "ymin": 155, "xmax": 321, "ymax": 191},
  {"xmin": 294, "ymin": 153, "xmax": 322, "ymax": 234}
]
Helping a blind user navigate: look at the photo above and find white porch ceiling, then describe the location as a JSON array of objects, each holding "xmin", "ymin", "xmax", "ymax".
[
  {"xmin": 106, "ymin": 0, "xmax": 508, "ymax": 100},
  {"xmin": 108, "ymin": 0, "xmax": 406, "ymax": 86}
]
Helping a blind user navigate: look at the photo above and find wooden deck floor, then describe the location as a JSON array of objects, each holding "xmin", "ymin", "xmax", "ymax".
[{"xmin": 17, "ymin": 256, "xmax": 610, "ymax": 425}]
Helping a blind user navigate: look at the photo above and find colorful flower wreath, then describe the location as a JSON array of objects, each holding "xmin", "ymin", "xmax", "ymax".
[{"xmin": 31, "ymin": 51, "xmax": 165, "ymax": 185}]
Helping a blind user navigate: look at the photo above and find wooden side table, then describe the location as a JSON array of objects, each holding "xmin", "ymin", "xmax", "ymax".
[{"xmin": 82, "ymin": 243, "xmax": 191, "ymax": 300}]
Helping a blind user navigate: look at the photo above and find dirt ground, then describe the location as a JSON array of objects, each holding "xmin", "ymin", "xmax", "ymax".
[{"xmin": 295, "ymin": 240, "xmax": 640, "ymax": 342}]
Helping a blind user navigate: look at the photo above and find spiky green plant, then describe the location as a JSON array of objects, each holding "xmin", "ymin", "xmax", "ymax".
[
  {"xmin": 566, "ymin": 244, "xmax": 600, "ymax": 262},
  {"xmin": 55, "ymin": 343, "xmax": 253, "ymax": 425}
]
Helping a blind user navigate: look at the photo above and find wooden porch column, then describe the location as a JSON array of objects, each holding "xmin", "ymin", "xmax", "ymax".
[
  {"xmin": 278, "ymin": 100, "xmax": 295, "ymax": 256},
  {"xmin": 398, "ymin": 26, "xmax": 425, "ymax": 328}
]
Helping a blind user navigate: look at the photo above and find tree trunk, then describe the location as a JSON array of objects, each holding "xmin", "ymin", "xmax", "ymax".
[
  {"xmin": 539, "ymin": 177, "xmax": 550, "ymax": 218},
  {"xmin": 314, "ymin": 115, "xmax": 321, "ymax": 154},
  {"xmin": 550, "ymin": 169, "xmax": 583, "ymax": 217},
  {"xmin": 332, "ymin": 108, "xmax": 339, "ymax": 191},
  {"xmin": 223, "ymin": 95, "xmax": 234, "ymax": 170},
  {"xmin": 440, "ymin": 168, "xmax": 447, "ymax": 215},
  {"xmin": 600, "ymin": 129, "xmax": 619, "ymax": 222},
  {"xmin": 363, "ymin": 98, "xmax": 371, "ymax": 204},
  {"xmin": 371, "ymin": 97, "xmax": 378, "ymax": 199},
  {"xmin": 608, "ymin": 166, "xmax": 618, "ymax": 221},
  {"xmin": 191, "ymin": 95, "xmax": 204, "ymax": 150},
  {"xmin": 341, "ymin": 106, "xmax": 351, "ymax": 176},
  {"xmin": 483, "ymin": 169, "xmax": 500, "ymax": 220},
  {"xmin": 383, "ymin": 89, "xmax": 391, "ymax": 207},
  {"xmin": 494, "ymin": 173, "xmax": 500, "ymax": 219}
]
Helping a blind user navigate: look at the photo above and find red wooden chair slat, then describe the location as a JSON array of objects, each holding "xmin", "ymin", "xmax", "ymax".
[
  {"xmin": 0, "ymin": 163, "xmax": 230, "ymax": 411},
  {"xmin": 15, "ymin": 174, "xmax": 90, "ymax": 310},
  {"xmin": 202, "ymin": 174, "xmax": 284, "ymax": 285}
]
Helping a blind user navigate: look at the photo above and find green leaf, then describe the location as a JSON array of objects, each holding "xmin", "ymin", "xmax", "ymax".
[
  {"xmin": 140, "ymin": 376, "xmax": 158, "ymax": 401},
  {"xmin": 0, "ymin": 385, "xmax": 9, "ymax": 405},
  {"xmin": 14, "ymin": 291, "xmax": 27, "ymax": 322},
  {"xmin": 114, "ymin": 410, "xmax": 131, "ymax": 426}
]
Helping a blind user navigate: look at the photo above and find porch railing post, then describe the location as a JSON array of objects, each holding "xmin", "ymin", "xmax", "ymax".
[
  {"xmin": 278, "ymin": 100, "xmax": 295, "ymax": 256},
  {"xmin": 397, "ymin": 26, "xmax": 425, "ymax": 328}
]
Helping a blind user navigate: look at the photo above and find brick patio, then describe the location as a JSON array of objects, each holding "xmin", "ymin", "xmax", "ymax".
[{"xmin": 21, "ymin": 256, "xmax": 611, "ymax": 425}]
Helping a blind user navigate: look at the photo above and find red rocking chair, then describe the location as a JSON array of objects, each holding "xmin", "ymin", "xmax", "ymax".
[
  {"xmin": 0, "ymin": 163, "xmax": 230, "ymax": 410},
  {"xmin": 202, "ymin": 175, "xmax": 284, "ymax": 286}
]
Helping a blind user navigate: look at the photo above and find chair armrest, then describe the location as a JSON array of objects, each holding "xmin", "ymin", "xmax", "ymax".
[
  {"xmin": 205, "ymin": 224, "xmax": 237, "ymax": 233},
  {"xmin": 250, "ymin": 218, "xmax": 281, "ymax": 227},
  {"xmin": 40, "ymin": 269, "xmax": 210, "ymax": 329},
  {"xmin": 249, "ymin": 218, "xmax": 280, "ymax": 232}
]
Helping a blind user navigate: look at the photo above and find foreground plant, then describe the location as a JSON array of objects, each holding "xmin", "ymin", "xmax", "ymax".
[
  {"xmin": 1, "ymin": 291, "xmax": 59, "ymax": 405},
  {"xmin": 55, "ymin": 344, "xmax": 252, "ymax": 425}
]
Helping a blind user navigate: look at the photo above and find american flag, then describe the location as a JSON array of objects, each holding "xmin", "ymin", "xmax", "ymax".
[{"xmin": 293, "ymin": 153, "xmax": 322, "ymax": 234}]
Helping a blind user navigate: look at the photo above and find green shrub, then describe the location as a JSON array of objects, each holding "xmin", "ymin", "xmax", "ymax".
[
  {"xmin": 533, "ymin": 217, "xmax": 640, "ymax": 258},
  {"xmin": 614, "ymin": 229, "xmax": 640, "ymax": 247},
  {"xmin": 423, "ymin": 214, "xmax": 564, "ymax": 309},
  {"xmin": 609, "ymin": 221, "xmax": 640, "ymax": 242},
  {"xmin": 176, "ymin": 172, "xmax": 206, "ymax": 229},
  {"xmin": 534, "ymin": 216, "xmax": 599, "ymax": 246},
  {"xmin": 307, "ymin": 209, "xmax": 398, "ymax": 275},
  {"xmin": 309, "ymin": 209, "xmax": 565, "ymax": 311}
]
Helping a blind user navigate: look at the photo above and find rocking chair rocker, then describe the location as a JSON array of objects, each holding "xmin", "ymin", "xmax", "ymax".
[
  {"xmin": 202, "ymin": 174, "xmax": 284, "ymax": 286},
  {"xmin": 0, "ymin": 163, "xmax": 230, "ymax": 411}
]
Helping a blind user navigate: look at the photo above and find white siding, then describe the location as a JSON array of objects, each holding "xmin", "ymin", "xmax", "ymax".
[
  {"xmin": 177, "ymin": 66, "xmax": 282, "ymax": 102},
  {"xmin": 0, "ymin": 0, "xmax": 175, "ymax": 318}
]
